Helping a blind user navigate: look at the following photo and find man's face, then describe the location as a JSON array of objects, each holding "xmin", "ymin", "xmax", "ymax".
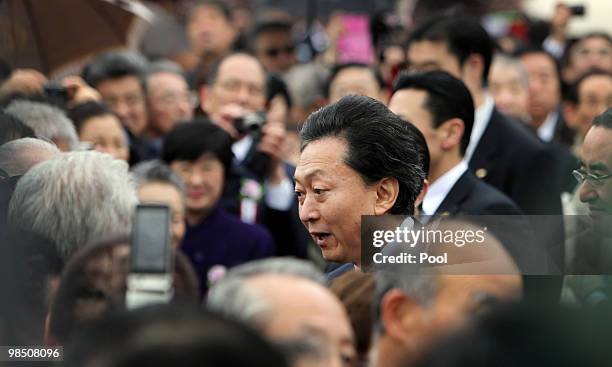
[
  {"xmin": 147, "ymin": 72, "xmax": 194, "ymax": 136},
  {"xmin": 187, "ymin": 4, "xmax": 236, "ymax": 57},
  {"xmin": 407, "ymin": 41, "xmax": 462, "ymax": 79},
  {"xmin": 573, "ymin": 75, "xmax": 612, "ymax": 136},
  {"xmin": 170, "ymin": 153, "xmax": 225, "ymax": 216},
  {"xmin": 488, "ymin": 63, "xmax": 529, "ymax": 120},
  {"xmin": 328, "ymin": 67, "xmax": 383, "ymax": 103},
  {"xmin": 250, "ymin": 275, "xmax": 356, "ymax": 367},
  {"xmin": 570, "ymin": 36, "xmax": 612, "ymax": 77},
  {"xmin": 579, "ymin": 126, "xmax": 612, "ymax": 217},
  {"xmin": 254, "ymin": 30, "xmax": 296, "ymax": 74},
  {"xmin": 79, "ymin": 114, "xmax": 129, "ymax": 162},
  {"xmin": 138, "ymin": 182, "xmax": 186, "ymax": 249},
  {"xmin": 520, "ymin": 53, "xmax": 560, "ymax": 122},
  {"xmin": 97, "ymin": 76, "xmax": 148, "ymax": 136},
  {"xmin": 295, "ymin": 137, "xmax": 379, "ymax": 264},
  {"xmin": 388, "ymin": 89, "xmax": 440, "ymax": 176},
  {"xmin": 202, "ymin": 54, "xmax": 266, "ymax": 115}
]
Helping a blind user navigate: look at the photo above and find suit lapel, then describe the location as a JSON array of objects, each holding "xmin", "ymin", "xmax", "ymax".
[
  {"xmin": 468, "ymin": 109, "xmax": 503, "ymax": 179},
  {"xmin": 435, "ymin": 171, "xmax": 476, "ymax": 215}
]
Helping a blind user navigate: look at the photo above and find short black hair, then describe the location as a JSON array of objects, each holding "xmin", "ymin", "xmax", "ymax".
[
  {"xmin": 393, "ymin": 70, "xmax": 475, "ymax": 155},
  {"xmin": 592, "ymin": 108, "xmax": 612, "ymax": 129},
  {"xmin": 325, "ymin": 63, "xmax": 385, "ymax": 98},
  {"xmin": 250, "ymin": 19, "xmax": 292, "ymax": 42},
  {"xmin": 565, "ymin": 69, "xmax": 612, "ymax": 104},
  {"xmin": 67, "ymin": 101, "xmax": 117, "ymax": 134},
  {"xmin": 0, "ymin": 111, "xmax": 34, "ymax": 145},
  {"xmin": 300, "ymin": 95, "xmax": 426, "ymax": 215},
  {"xmin": 188, "ymin": 0, "xmax": 232, "ymax": 23},
  {"xmin": 407, "ymin": 14, "xmax": 494, "ymax": 86},
  {"xmin": 82, "ymin": 51, "xmax": 147, "ymax": 88},
  {"xmin": 161, "ymin": 119, "xmax": 233, "ymax": 173}
]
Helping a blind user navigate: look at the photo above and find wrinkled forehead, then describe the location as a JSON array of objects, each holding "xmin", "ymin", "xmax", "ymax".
[{"xmin": 582, "ymin": 126, "xmax": 612, "ymax": 169}]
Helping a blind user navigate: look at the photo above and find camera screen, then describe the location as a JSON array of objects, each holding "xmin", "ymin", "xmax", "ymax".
[{"xmin": 131, "ymin": 204, "xmax": 171, "ymax": 273}]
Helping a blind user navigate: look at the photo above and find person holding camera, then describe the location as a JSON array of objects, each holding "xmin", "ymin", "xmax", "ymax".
[{"xmin": 198, "ymin": 52, "xmax": 308, "ymax": 258}]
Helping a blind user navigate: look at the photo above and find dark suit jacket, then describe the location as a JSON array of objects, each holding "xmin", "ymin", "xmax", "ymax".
[
  {"xmin": 469, "ymin": 108, "xmax": 562, "ymax": 215},
  {"xmin": 435, "ymin": 171, "xmax": 523, "ymax": 216},
  {"xmin": 223, "ymin": 147, "xmax": 309, "ymax": 259}
]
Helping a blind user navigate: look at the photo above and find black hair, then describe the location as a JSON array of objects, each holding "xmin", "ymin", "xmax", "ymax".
[
  {"xmin": 407, "ymin": 14, "xmax": 494, "ymax": 86},
  {"xmin": 592, "ymin": 108, "xmax": 612, "ymax": 129},
  {"xmin": 82, "ymin": 51, "xmax": 147, "ymax": 88},
  {"xmin": 266, "ymin": 73, "xmax": 292, "ymax": 108},
  {"xmin": 64, "ymin": 303, "xmax": 288, "ymax": 367},
  {"xmin": 300, "ymin": 95, "xmax": 425, "ymax": 215},
  {"xmin": 325, "ymin": 62, "xmax": 385, "ymax": 98},
  {"xmin": 250, "ymin": 19, "xmax": 292, "ymax": 42},
  {"xmin": 393, "ymin": 70, "xmax": 475, "ymax": 155},
  {"xmin": 188, "ymin": 0, "xmax": 233, "ymax": 23},
  {"xmin": 565, "ymin": 69, "xmax": 612, "ymax": 104},
  {"xmin": 161, "ymin": 119, "xmax": 233, "ymax": 174},
  {"xmin": 0, "ymin": 111, "xmax": 35, "ymax": 145},
  {"xmin": 67, "ymin": 101, "xmax": 118, "ymax": 134}
]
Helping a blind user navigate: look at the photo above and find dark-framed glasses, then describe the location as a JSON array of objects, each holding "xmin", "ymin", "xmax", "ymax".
[{"xmin": 573, "ymin": 169, "xmax": 612, "ymax": 186}]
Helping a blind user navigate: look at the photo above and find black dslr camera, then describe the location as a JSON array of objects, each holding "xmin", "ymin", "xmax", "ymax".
[{"xmin": 232, "ymin": 111, "xmax": 266, "ymax": 136}]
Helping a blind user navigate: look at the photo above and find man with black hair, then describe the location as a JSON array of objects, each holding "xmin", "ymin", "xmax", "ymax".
[
  {"xmin": 162, "ymin": 120, "xmax": 275, "ymax": 294},
  {"xmin": 296, "ymin": 95, "xmax": 426, "ymax": 273},
  {"xmin": 327, "ymin": 63, "xmax": 387, "ymax": 104},
  {"xmin": 83, "ymin": 51, "xmax": 153, "ymax": 164},
  {"xmin": 562, "ymin": 32, "xmax": 612, "ymax": 84},
  {"xmin": 250, "ymin": 20, "xmax": 296, "ymax": 74},
  {"xmin": 517, "ymin": 48, "xmax": 573, "ymax": 145},
  {"xmin": 564, "ymin": 70, "xmax": 612, "ymax": 153},
  {"xmin": 407, "ymin": 15, "xmax": 561, "ymax": 216},
  {"xmin": 389, "ymin": 71, "xmax": 521, "ymax": 216}
]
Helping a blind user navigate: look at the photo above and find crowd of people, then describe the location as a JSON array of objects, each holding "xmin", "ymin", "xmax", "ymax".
[{"xmin": 1, "ymin": 0, "xmax": 612, "ymax": 366}]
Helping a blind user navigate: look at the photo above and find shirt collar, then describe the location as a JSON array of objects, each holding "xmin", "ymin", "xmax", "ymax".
[
  {"xmin": 232, "ymin": 135, "xmax": 253, "ymax": 162},
  {"xmin": 464, "ymin": 93, "xmax": 495, "ymax": 163},
  {"xmin": 422, "ymin": 161, "xmax": 468, "ymax": 215},
  {"xmin": 537, "ymin": 109, "xmax": 558, "ymax": 143}
]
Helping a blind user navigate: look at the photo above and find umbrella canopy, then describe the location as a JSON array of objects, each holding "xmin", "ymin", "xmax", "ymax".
[{"xmin": 0, "ymin": 0, "xmax": 151, "ymax": 74}]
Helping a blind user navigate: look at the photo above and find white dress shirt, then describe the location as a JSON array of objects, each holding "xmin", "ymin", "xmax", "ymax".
[
  {"xmin": 422, "ymin": 161, "xmax": 468, "ymax": 216},
  {"xmin": 232, "ymin": 136, "xmax": 293, "ymax": 211},
  {"xmin": 463, "ymin": 94, "xmax": 495, "ymax": 163},
  {"xmin": 537, "ymin": 110, "xmax": 558, "ymax": 143}
]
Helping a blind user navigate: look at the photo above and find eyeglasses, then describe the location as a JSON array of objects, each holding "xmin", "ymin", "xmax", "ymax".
[
  {"xmin": 573, "ymin": 169, "xmax": 612, "ymax": 186},
  {"xmin": 264, "ymin": 45, "xmax": 295, "ymax": 58}
]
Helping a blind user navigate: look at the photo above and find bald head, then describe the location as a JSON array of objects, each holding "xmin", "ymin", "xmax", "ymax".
[{"xmin": 0, "ymin": 138, "xmax": 59, "ymax": 176}]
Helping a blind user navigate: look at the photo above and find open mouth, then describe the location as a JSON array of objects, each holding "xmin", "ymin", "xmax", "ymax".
[{"xmin": 310, "ymin": 232, "xmax": 332, "ymax": 246}]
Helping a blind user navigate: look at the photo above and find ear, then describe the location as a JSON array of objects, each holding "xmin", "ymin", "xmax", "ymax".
[
  {"xmin": 415, "ymin": 179, "xmax": 430, "ymax": 213},
  {"xmin": 439, "ymin": 118, "xmax": 465, "ymax": 151},
  {"xmin": 374, "ymin": 177, "xmax": 399, "ymax": 215},
  {"xmin": 380, "ymin": 289, "xmax": 424, "ymax": 343}
]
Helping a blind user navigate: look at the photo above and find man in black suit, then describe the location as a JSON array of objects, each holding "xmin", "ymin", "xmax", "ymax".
[
  {"xmin": 406, "ymin": 15, "xmax": 562, "ymax": 216},
  {"xmin": 389, "ymin": 70, "xmax": 522, "ymax": 216}
]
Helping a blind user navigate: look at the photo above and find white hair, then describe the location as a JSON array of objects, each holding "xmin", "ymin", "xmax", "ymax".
[
  {"xmin": 8, "ymin": 151, "xmax": 138, "ymax": 263},
  {"xmin": 491, "ymin": 54, "xmax": 529, "ymax": 87},
  {"xmin": 4, "ymin": 100, "xmax": 79, "ymax": 150},
  {"xmin": 0, "ymin": 138, "xmax": 59, "ymax": 176},
  {"xmin": 207, "ymin": 258, "xmax": 325, "ymax": 329}
]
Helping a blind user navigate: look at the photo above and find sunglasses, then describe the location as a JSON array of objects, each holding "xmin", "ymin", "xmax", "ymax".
[{"xmin": 264, "ymin": 45, "xmax": 295, "ymax": 58}]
